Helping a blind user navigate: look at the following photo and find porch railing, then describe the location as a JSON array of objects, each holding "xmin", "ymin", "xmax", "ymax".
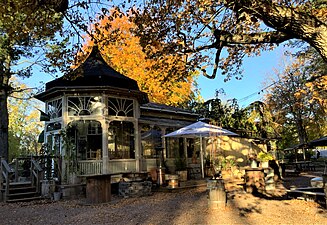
[
  {"xmin": 78, "ymin": 160, "xmax": 103, "ymax": 175},
  {"xmin": 77, "ymin": 159, "xmax": 137, "ymax": 175}
]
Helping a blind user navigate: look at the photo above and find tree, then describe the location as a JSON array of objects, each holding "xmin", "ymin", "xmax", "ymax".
[
  {"xmin": 81, "ymin": 10, "xmax": 198, "ymax": 106},
  {"xmin": 264, "ymin": 56, "xmax": 326, "ymax": 148},
  {"xmin": 299, "ymin": 47, "xmax": 327, "ymax": 109},
  {"xmin": 8, "ymin": 79, "xmax": 42, "ymax": 160},
  {"xmin": 192, "ymin": 87, "xmax": 280, "ymax": 139},
  {"xmin": 0, "ymin": 0, "xmax": 68, "ymax": 160},
  {"xmin": 193, "ymin": 89, "xmax": 250, "ymax": 131},
  {"xmin": 129, "ymin": 0, "xmax": 327, "ymax": 80}
]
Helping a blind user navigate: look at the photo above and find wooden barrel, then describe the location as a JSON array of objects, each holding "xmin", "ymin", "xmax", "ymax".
[
  {"xmin": 207, "ymin": 179, "xmax": 226, "ymax": 209},
  {"xmin": 168, "ymin": 175, "xmax": 179, "ymax": 188}
]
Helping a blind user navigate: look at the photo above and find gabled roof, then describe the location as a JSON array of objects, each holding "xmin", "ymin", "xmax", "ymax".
[{"xmin": 35, "ymin": 45, "xmax": 148, "ymax": 103}]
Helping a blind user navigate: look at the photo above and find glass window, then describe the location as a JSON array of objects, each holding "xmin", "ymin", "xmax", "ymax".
[
  {"xmin": 47, "ymin": 98, "xmax": 62, "ymax": 119},
  {"xmin": 68, "ymin": 96, "xmax": 103, "ymax": 116},
  {"xmin": 108, "ymin": 97, "xmax": 134, "ymax": 117},
  {"xmin": 165, "ymin": 128, "xmax": 185, "ymax": 158},
  {"xmin": 46, "ymin": 122, "xmax": 62, "ymax": 132},
  {"xmin": 66, "ymin": 120, "xmax": 102, "ymax": 160},
  {"xmin": 108, "ymin": 121, "xmax": 135, "ymax": 159},
  {"xmin": 141, "ymin": 125, "xmax": 162, "ymax": 158},
  {"xmin": 88, "ymin": 121, "xmax": 102, "ymax": 135}
]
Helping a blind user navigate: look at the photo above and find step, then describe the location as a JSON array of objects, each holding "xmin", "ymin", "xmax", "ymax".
[
  {"xmin": 2, "ymin": 181, "xmax": 32, "ymax": 187},
  {"xmin": 8, "ymin": 186, "xmax": 36, "ymax": 192},
  {"xmin": 7, "ymin": 191, "xmax": 38, "ymax": 198},
  {"xmin": 1, "ymin": 185, "xmax": 37, "ymax": 194},
  {"xmin": 6, "ymin": 196, "xmax": 43, "ymax": 203}
]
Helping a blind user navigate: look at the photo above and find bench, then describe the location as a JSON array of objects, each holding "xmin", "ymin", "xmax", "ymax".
[{"xmin": 285, "ymin": 169, "xmax": 300, "ymax": 176}]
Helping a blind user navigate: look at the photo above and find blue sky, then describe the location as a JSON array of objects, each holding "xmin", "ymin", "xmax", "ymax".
[{"xmin": 198, "ymin": 46, "xmax": 286, "ymax": 107}]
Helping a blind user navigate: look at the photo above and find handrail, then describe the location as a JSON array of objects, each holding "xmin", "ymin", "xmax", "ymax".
[
  {"xmin": 30, "ymin": 159, "xmax": 43, "ymax": 194},
  {"xmin": 1, "ymin": 158, "xmax": 13, "ymax": 202},
  {"xmin": 31, "ymin": 159, "xmax": 43, "ymax": 172},
  {"xmin": 1, "ymin": 159, "xmax": 13, "ymax": 173}
]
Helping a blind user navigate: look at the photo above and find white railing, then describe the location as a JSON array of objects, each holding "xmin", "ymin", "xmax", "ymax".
[
  {"xmin": 78, "ymin": 160, "xmax": 103, "ymax": 175},
  {"xmin": 78, "ymin": 159, "xmax": 143, "ymax": 175}
]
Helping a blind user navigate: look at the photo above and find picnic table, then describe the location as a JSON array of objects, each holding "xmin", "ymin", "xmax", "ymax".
[{"xmin": 289, "ymin": 161, "xmax": 315, "ymax": 171}]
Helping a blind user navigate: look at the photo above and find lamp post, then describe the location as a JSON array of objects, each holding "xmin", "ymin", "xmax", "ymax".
[{"xmin": 155, "ymin": 147, "xmax": 165, "ymax": 186}]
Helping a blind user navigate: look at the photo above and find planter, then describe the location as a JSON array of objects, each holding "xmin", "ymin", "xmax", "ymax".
[
  {"xmin": 250, "ymin": 160, "xmax": 258, "ymax": 168},
  {"xmin": 261, "ymin": 161, "xmax": 269, "ymax": 168},
  {"xmin": 41, "ymin": 180, "xmax": 51, "ymax": 198},
  {"xmin": 177, "ymin": 170, "xmax": 188, "ymax": 182},
  {"xmin": 53, "ymin": 192, "xmax": 61, "ymax": 201},
  {"xmin": 207, "ymin": 179, "xmax": 226, "ymax": 209}
]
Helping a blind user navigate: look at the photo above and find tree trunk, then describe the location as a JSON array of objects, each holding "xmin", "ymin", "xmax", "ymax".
[
  {"xmin": 0, "ymin": 54, "xmax": 12, "ymax": 161},
  {"xmin": 0, "ymin": 80, "xmax": 9, "ymax": 161},
  {"xmin": 295, "ymin": 116, "xmax": 308, "ymax": 145}
]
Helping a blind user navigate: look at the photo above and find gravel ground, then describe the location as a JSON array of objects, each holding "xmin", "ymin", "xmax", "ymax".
[{"xmin": 1, "ymin": 172, "xmax": 327, "ymax": 225}]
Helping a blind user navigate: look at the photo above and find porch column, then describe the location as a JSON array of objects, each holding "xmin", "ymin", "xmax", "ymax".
[
  {"xmin": 102, "ymin": 120, "xmax": 109, "ymax": 174},
  {"xmin": 135, "ymin": 120, "xmax": 141, "ymax": 171},
  {"xmin": 162, "ymin": 128, "xmax": 167, "ymax": 160},
  {"xmin": 183, "ymin": 138, "xmax": 188, "ymax": 165},
  {"xmin": 61, "ymin": 95, "xmax": 67, "ymax": 183}
]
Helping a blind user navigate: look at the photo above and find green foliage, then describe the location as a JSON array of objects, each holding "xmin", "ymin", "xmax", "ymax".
[
  {"xmin": 61, "ymin": 127, "xmax": 79, "ymax": 174},
  {"xmin": 8, "ymin": 79, "xmax": 42, "ymax": 160},
  {"xmin": 174, "ymin": 156, "xmax": 187, "ymax": 171},
  {"xmin": 191, "ymin": 92, "xmax": 277, "ymax": 139},
  {"xmin": 0, "ymin": 0, "xmax": 67, "ymax": 160},
  {"xmin": 264, "ymin": 53, "xmax": 327, "ymax": 148},
  {"xmin": 257, "ymin": 151, "xmax": 274, "ymax": 162}
]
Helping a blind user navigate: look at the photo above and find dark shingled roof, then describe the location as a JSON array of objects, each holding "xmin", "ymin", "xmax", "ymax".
[
  {"xmin": 45, "ymin": 46, "xmax": 140, "ymax": 91},
  {"xmin": 141, "ymin": 102, "xmax": 196, "ymax": 115}
]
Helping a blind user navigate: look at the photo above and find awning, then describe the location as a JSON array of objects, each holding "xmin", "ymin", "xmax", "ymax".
[
  {"xmin": 38, "ymin": 130, "xmax": 44, "ymax": 143},
  {"xmin": 308, "ymin": 136, "xmax": 327, "ymax": 147}
]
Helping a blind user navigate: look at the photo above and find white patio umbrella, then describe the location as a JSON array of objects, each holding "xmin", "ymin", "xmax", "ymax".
[{"xmin": 163, "ymin": 121, "xmax": 238, "ymax": 178}]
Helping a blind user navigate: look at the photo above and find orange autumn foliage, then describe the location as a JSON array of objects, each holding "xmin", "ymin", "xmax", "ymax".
[{"xmin": 79, "ymin": 9, "xmax": 197, "ymax": 106}]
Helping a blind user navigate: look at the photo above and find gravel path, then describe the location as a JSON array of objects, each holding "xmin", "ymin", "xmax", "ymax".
[{"xmin": 1, "ymin": 173, "xmax": 327, "ymax": 225}]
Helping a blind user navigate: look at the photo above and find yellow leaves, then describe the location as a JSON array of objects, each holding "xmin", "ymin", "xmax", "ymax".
[
  {"xmin": 305, "ymin": 75, "xmax": 327, "ymax": 110},
  {"xmin": 81, "ymin": 9, "xmax": 196, "ymax": 106},
  {"xmin": 294, "ymin": 89, "xmax": 306, "ymax": 99}
]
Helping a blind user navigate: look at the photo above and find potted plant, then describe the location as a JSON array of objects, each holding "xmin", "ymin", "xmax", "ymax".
[
  {"xmin": 174, "ymin": 156, "xmax": 188, "ymax": 181},
  {"xmin": 257, "ymin": 151, "xmax": 274, "ymax": 168}
]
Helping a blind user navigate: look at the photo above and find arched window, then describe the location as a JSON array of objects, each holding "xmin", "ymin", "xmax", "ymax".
[
  {"xmin": 108, "ymin": 121, "xmax": 135, "ymax": 159},
  {"xmin": 67, "ymin": 96, "xmax": 103, "ymax": 116},
  {"xmin": 108, "ymin": 97, "xmax": 134, "ymax": 117},
  {"xmin": 47, "ymin": 98, "xmax": 62, "ymax": 119}
]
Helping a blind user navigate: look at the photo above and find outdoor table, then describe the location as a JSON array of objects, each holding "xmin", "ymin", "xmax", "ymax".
[
  {"xmin": 79, "ymin": 174, "xmax": 112, "ymax": 204},
  {"xmin": 79, "ymin": 171, "xmax": 149, "ymax": 203}
]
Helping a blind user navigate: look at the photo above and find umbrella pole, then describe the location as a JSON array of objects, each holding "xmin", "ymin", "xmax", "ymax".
[{"xmin": 200, "ymin": 135, "xmax": 204, "ymax": 178}]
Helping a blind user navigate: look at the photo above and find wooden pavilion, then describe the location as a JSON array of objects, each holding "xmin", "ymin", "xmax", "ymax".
[{"xmin": 34, "ymin": 46, "xmax": 199, "ymax": 185}]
